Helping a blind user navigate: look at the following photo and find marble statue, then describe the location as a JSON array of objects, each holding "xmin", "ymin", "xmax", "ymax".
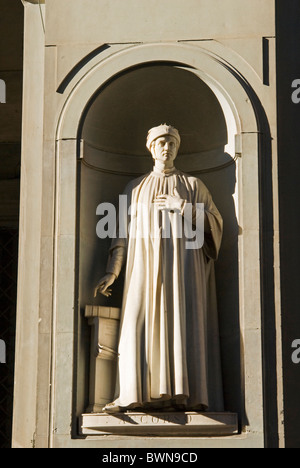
[{"xmin": 94, "ymin": 124, "xmax": 224, "ymax": 413}]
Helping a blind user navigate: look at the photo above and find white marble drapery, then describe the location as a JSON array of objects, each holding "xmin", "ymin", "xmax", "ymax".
[{"xmin": 106, "ymin": 167, "xmax": 224, "ymax": 411}]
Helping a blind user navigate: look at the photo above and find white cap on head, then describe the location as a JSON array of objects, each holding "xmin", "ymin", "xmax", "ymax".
[{"xmin": 146, "ymin": 124, "xmax": 181, "ymax": 152}]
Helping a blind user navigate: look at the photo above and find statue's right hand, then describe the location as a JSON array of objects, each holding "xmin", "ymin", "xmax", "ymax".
[{"xmin": 94, "ymin": 273, "xmax": 116, "ymax": 298}]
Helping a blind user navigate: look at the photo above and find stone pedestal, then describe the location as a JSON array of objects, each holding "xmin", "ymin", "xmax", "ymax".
[
  {"xmin": 85, "ymin": 306, "xmax": 121, "ymax": 412},
  {"xmin": 80, "ymin": 411, "xmax": 238, "ymax": 437}
]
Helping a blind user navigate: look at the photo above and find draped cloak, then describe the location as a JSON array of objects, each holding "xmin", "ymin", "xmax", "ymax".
[{"xmin": 106, "ymin": 167, "xmax": 224, "ymax": 411}]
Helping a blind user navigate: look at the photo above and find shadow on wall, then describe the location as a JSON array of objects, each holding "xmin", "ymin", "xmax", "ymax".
[
  {"xmin": 276, "ymin": 0, "xmax": 300, "ymax": 448},
  {"xmin": 198, "ymin": 155, "xmax": 241, "ymax": 419}
]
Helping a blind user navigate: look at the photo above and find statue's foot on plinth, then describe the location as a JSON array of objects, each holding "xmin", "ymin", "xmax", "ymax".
[{"xmin": 102, "ymin": 402, "xmax": 122, "ymax": 414}]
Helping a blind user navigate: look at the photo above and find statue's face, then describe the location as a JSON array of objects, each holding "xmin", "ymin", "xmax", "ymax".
[{"xmin": 151, "ymin": 135, "xmax": 179, "ymax": 164}]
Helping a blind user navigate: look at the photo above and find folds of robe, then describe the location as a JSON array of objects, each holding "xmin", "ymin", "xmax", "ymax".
[{"xmin": 106, "ymin": 168, "xmax": 224, "ymax": 411}]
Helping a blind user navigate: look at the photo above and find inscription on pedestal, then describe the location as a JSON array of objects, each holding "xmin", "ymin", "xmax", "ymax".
[{"xmin": 80, "ymin": 412, "xmax": 238, "ymax": 437}]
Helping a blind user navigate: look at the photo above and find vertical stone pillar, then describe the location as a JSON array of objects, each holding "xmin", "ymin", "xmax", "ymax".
[
  {"xmin": 12, "ymin": 0, "xmax": 45, "ymax": 449},
  {"xmin": 85, "ymin": 306, "xmax": 120, "ymax": 412}
]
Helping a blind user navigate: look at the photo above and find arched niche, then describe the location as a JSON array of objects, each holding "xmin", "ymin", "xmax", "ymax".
[
  {"xmin": 78, "ymin": 62, "xmax": 241, "ymax": 418},
  {"xmin": 53, "ymin": 43, "xmax": 267, "ymax": 444}
]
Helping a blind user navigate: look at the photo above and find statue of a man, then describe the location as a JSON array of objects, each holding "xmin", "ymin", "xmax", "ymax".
[{"xmin": 95, "ymin": 124, "xmax": 224, "ymax": 413}]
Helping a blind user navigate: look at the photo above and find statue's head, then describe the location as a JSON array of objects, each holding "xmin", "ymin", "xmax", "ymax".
[{"xmin": 146, "ymin": 124, "xmax": 181, "ymax": 164}]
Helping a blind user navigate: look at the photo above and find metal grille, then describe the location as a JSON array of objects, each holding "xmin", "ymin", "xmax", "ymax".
[{"xmin": 0, "ymin": 228, "xmax": 18, "ymax": 448}]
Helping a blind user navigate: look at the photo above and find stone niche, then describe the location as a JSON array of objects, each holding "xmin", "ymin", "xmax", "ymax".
[
  {"xmin": 28, "ymin": 37, "xmax": 270, "ymax": 449},
  {"xmin": 76, "ymin": 64, "xmax": 241, "ymax": 436}
]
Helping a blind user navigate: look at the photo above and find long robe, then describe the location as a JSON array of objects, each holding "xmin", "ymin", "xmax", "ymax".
[{"xmin": 107, "ymin": 167, "xmax": 224, "ymax": 411}]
